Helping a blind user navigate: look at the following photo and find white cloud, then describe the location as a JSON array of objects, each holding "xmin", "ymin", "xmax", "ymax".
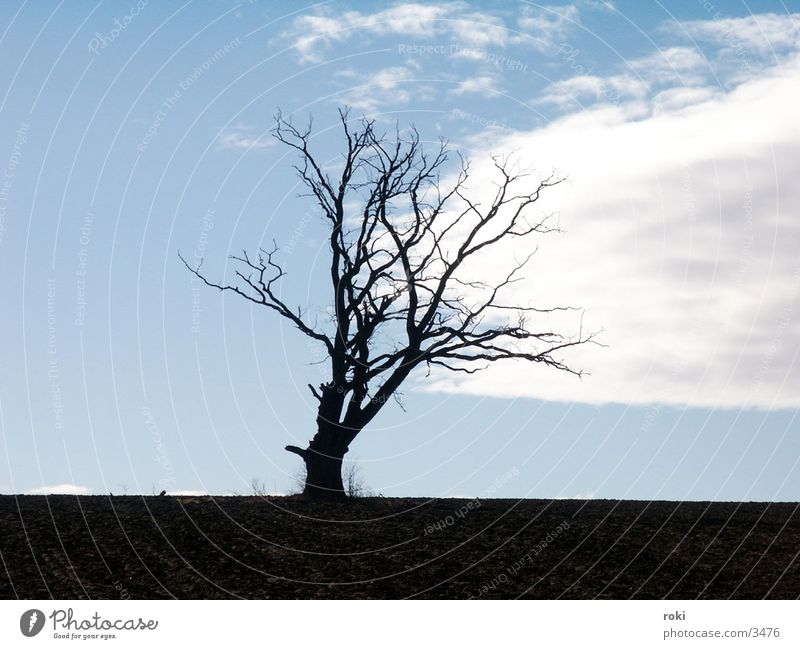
[
  {"xmin": 451, "ymin": 74, "xmax": 501, "ymax": 96},
  {"xmin": 679, "ymin": 12, "xmax": 800, "ymax": 54},
  {"xmin": 582, "ymin": 0, "xmax": 615, "ymax": 13},
  {"xmin": 286, "ymin": 2, "xmax": 580, "ymax": 62},
  {"xmin": 288, "ymin": 3, "xmax": 460, "ymax": 63},
  {"xmin": 217, "ymin": 124, "xmax": 274, "ymax": 151},
  {"xmin": 424, "ymin": 53, "xmax": 800, "ymax": 409},
  {"xmin": 449, "ymin": 11, "xmax": 514, "ymax": 49},
  {"xmin": 652, "ymin": 85, "xmax": 720, "ymax": 112},
  {"xmin": 335, "ymin": 66, "xmax": 418, "ymax": 112},
  {"xmin": 671, "ymin": 12, "xmax": 800, "ymax": 83},
  {"xmin": 537, "ymin": 73, "xmax": 648, "ymax": 107},
  {"xmin": 27, "ymin": 484, "xmax": 92, "ymax": 495},
  {"xmin": 632, "ymin": 45, "xmax": 707, "ymax": 72},
  {"xmin": 518, "ymin": 4, "xmax": 580, "ymax": 52},
  {"xmin": 538, "ymin": 46, "xmax": 709, "ymax": 108},
  {"xmin": 629, "ymin": 46, "xmax": 708, "ymax": 85}
]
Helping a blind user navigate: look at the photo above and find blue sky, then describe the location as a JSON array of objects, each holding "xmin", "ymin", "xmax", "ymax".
[{"xmin": 1, "ymin": 0, "xmax": 799, "ymax": 499}]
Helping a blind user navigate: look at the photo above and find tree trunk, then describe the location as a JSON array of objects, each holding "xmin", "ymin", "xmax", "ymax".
[
  {"xmin": 287, "ymin": 419, "xmax": 355, "ymax": 500},
  {"xmin": 303, "ymin": 446, "xmax": 345, "ymax": 499},
  {"xmin": 284, "ymin": 384, "xmax": 365, "ymax": 500}
]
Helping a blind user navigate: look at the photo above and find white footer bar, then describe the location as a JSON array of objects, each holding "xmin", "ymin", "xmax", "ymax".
[{"xmin": 1, "ymin": 600, "xmax": 796, "ymax": 647}]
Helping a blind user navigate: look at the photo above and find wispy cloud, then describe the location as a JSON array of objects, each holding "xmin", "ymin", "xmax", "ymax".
[
  {"xmin": 217, "ymin": 123, "xmax": 274, "ymax": 151},
  {"xmin": 677, "ymin": 12, "xmax": 800, "ymax": 54},
  {"xmin": 669, "ymin": 12, "xmax": 800, "ymax": 83},
  {"xmin": 517, "ymin": 3, "xmax": 580, "ymax": 52},
  {"xmin": 629, "ymin": 46, "xmax": 708, "ymax": 84},
  {"xmin": 334, "ymin": 66, "xmax": 419, "ymax": 112},
  {"xmin": 538, "ymin": 9, "xmax": 800, "ymax": 114},
  {"xmin": 288, "ymin": 3, "xmax": 457, "ymax": 63},
  {"xmin": 537, "ymin": 45, "xmax": 709, "ymax": 109},
  {"xmin": 450, "ymin": 74, "xmax": 501, "ymax": 96},
  {"xmin": 285, "ymin": 2, "xmax": 581, "ymax": 63},
  {"xmin": 581, "ymin": 0, "xmax": 615, "ymax": 13},
  {"xmin": 652, "ymin": 85, "xmax": 720, "ymax": 111},
  {"xmin": 536, "ymin": 73, "xmax": 648, "ymax": 108}
]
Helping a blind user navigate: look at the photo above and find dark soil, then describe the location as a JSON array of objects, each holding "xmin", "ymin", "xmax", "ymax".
[{"xmin": 1, "ymin": 496, "xmax": 798, "ymax": 599}]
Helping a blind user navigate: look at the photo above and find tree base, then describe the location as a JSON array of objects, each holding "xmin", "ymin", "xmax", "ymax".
[{"xmin": 286, "ymin": 444, "xmax": 347, "ymax": 500}]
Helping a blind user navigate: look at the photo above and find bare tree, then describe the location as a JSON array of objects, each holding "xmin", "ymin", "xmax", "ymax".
[{"xmin": 181, "ymin": 108, "xmax": 598, "ymax": 500}]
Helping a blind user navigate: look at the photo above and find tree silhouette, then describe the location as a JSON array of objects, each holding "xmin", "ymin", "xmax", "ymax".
[{"xmin": 181, "ymin": 109, "xmax": 598, "ymax": 499}]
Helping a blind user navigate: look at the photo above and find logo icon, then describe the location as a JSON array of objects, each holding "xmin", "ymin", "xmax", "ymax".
[{"xmin": 20, "ymin": 609, "xmax": 45, "ymax": 637}]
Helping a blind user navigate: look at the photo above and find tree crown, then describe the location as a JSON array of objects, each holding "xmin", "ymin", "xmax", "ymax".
[{"xmin": 181, "ymin": 109, "xmax": 599, "ymax": 430}]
